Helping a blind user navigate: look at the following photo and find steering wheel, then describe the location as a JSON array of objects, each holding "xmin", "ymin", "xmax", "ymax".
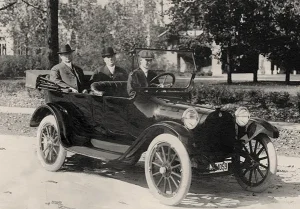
[{"xmin": 149, "ymin": 72, "xmax": 176, "ymax": 88}]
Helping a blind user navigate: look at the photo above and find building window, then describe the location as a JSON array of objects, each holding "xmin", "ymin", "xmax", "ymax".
[{"xmin": 0, "ymin": 37, "xmax": 6, "ymax": 55}]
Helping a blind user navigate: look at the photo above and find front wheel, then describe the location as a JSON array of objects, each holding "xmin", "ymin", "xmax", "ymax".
[
  {"xmin": 233, "ymin": 134, "xmax": 277, "ymax": 192},
  {"xmin": 37, "ymin": 115, "xmax": 67, "ymax": 172},
  {"xmin": 145, "ymin": 134, "xmax": 192, "ymax": 206}
]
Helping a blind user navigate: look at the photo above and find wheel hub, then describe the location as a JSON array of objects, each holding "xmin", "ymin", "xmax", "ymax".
[{"xmin": 160, "ymin": 167, "xmax": 167, "ymax": 174}]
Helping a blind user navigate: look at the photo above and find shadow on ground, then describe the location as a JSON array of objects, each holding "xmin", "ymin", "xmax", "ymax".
[{"xmin": 60, "ymin": 154, "xmax": 300, "ymax": 208}]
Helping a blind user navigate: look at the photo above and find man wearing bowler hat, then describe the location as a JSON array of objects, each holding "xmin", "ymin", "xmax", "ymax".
[
  {"xmin": 90, "ymin": 47, "xmax": 128, "ymax": 83},
  {"xmin": 50, "ymin": 44, "xmax": 85, "ymax": 93},
  {"xmin": 127, "ymin": 50, "xmax": 160, "ymax": 95}
]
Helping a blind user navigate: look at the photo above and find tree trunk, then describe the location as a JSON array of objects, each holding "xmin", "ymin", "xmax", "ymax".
[
  {"xmin": 253, "ymin": 53, "xmax": 259, "ymax": 82},
  {"xmin": 227, "ymin": 47, "xmax": 232, "ymax": 84},
  {"xmin": 271, "ymin": 61, "xmax": 274, "ymax": 75},
  {"xmin": 46, "ymin": 0, "xmax": 59, "ymax": 70},
  {"xmin": 285, "ymin": 67, "xmax": 290, "ymax": 84},
  {"xmin": 253, "ymin": 70, "xmax": 258, "ymax": 82}
]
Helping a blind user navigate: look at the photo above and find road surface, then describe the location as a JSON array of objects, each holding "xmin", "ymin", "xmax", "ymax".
[{"xmin": 0, "ymin": 134, "xmax": 300, "ymax": 209}]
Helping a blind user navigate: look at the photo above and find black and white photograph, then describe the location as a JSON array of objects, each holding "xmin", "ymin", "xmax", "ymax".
[{"xmin": 1, "ymin": 0, "xmax": 300, "ymax": 208}]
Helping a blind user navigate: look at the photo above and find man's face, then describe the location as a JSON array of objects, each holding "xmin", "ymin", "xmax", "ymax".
[
  {"xmin": 103, "ymin": 55, "xmax": 116, "ymax": 67},
  {"xmin": 140, "ymin": 58, "xmax": 153, "ymax": 70},
  {"xmin": 59, "ymin": 52, "xmax": 73, "ymax": 63}
]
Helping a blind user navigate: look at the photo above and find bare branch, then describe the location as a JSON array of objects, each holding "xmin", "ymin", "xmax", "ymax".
[
  {"xmin": 21, "ymin": 0, "xmax": 45, "ymax": 12},
  {"xmin": 0, "ymin": 1, "xmax": 18, "ymax": 11}
]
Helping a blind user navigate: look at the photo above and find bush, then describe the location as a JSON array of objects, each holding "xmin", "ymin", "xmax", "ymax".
[
  {"xmin": 244, "ymin": 90, "xmax": 268, "ymax": 108},
  {"xmin": 197, "ymin": 85, "xmax": 245, "ymax": 105},
  {"xmin": 268, "ymin": 92, "xmax": 291, "ymax": 108},
  {"xmin": 0, "ymin": 54, "xmax": 48, "ymax": 79},
  {"xmin": 196, "ymin": 84, "xmax": 300, "ymax": 123}
]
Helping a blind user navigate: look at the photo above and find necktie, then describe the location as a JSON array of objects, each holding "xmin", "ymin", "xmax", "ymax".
[{"xmin": 71, "ymin": 67, "xmax": 80, "ymax": 84}]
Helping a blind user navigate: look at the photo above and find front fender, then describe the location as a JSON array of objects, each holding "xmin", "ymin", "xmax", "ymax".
[
  {"xmin": 30, "ymin": 104, "xmax": 72, "ymax": 147},
  {"xmin": 240, "ymin": 117, "xmax": 279, "ymax": 143},
  {"xmin": 122, "ymin": 121, "xmax": 194, "ymax": 159}
]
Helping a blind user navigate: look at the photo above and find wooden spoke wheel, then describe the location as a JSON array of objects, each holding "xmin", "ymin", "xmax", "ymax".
[
  {"xmin": 145, "ymin": 134, "xmax": 191, "ymax": 206},
  {"xmin": 233, "ymin": 134, "xmax": 277, "ymax": 192},
  {"xmin": 37, "ymin": 115, "xmax": 67, "ymax": 172}
]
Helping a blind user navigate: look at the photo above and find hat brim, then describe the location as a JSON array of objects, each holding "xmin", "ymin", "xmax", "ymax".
[
  {"xmin": 102, "ymin": 53, "xmax": 116, "ymax": 57},
  {"xmin": 57, "ymin": 49, "xmax": 75, "ymax": 54}
]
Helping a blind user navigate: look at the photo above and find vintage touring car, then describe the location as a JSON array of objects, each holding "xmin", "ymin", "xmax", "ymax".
[{"xmin": 26, "ymin": 48, "xmax": 279, "ymax": 206}]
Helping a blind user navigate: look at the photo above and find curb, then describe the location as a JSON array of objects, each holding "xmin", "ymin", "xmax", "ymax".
[
  {"xmin": 0, "ymin": 106, "xmax": 35, "ymax": 114},
  {"xmin": 0, "ymin": 106, "xmax": 300, "ymax": 131}
]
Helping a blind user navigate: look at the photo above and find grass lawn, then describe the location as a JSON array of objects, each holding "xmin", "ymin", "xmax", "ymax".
[
  {"xmin": 0, "ymin": 78, "xmax": 44, "ymax": 108},
  {"xmin": 193, "ymin": 73, "xmax": 300, "ymax": 95},
  {"xmin": 1, "ymin": 73, "xmax": 300, "ymax": 107}
]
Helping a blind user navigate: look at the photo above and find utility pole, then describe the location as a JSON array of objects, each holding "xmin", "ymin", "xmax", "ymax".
[{"xmin": 46, "ymin": 0, "xmax": 59, "ymax": 70}]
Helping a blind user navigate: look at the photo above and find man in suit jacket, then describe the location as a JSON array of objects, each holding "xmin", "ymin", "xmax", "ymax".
[
  {"xmin": 90, "ymin": 47, "xmax": 128, "ymax": 83},
  {"xmin": 127, "ymin": 50, "xmax": 160, "ymax": 95},
  {"xmin": 50, "ymin": 44, "xmax": 85, "ymax": 93}
]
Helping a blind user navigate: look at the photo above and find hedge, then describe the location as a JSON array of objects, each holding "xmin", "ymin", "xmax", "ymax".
[
  {"xmin": 196, "ymin": 85, "xmax": 300, "ymax": 123},
  {"xmin": 0, "ymin": 54, "xmax": 49, "ymax": 78}
]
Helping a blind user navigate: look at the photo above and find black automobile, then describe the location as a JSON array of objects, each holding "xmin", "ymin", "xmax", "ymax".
[{"xmin": 26, "ymin": 48, "xmax": 279, "ymax": 206}]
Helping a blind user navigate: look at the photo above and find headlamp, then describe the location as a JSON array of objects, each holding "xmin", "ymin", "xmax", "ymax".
[
  {"xmin": 235, "ymin": 107, "xmax": 250, "ymax": 126},
  {"xmin": 182, "ymin": 108, "xmax": 200, "ymax": 129}
]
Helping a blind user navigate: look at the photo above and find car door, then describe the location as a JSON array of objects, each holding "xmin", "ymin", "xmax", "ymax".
[
  {"xmin": 94, "ymin": 96, "xmax": 131, "ymax": 136},
  {"xmin": 48, "ymin": 91, "xmax": 94, "ymax": 139}
]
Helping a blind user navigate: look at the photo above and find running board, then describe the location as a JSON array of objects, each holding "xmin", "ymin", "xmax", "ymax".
[
  {"xmin": 90, "ymin": 139, "xmax": 131, "ymax": 154},
  {"xmin": 65, "ymin": 146, "xmax": 122, "ymax": 162}
]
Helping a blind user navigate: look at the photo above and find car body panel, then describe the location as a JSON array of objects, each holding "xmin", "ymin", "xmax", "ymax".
[
  {"xmin": 27, "ymin": 48, "xmax": 279, "ymax": 172},
  {"xmin": 240, "ymin": 117, "xmax": 280, "ymax": 143}
]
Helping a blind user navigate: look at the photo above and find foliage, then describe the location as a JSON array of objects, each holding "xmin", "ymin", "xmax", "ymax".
[
  {"xmin": 0, "ymin": 55, "xmax": 47, "ymax": 78},
  {"xmin": 58, "ymin": 0, "xmax": 166, "ymax": 71},
  {"xmin": 167, "ymin": 0, "xmax": 300, "ymax": 83},
  {"xmin": 196, "ymin": 84, "xmax": 300, "ymax": 122}
]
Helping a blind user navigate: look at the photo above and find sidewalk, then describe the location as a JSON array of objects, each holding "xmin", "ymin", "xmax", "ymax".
[
  {"xmin": 0, "ymin": 106, "xmax": 300, "ymax": 130},
  {"xmin": 0, "ymin": 106, "xmax": 35, "ymax": 114}
]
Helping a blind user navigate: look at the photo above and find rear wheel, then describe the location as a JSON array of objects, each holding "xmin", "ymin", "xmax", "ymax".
[
  {"xmin": 233, "ymin": 135, "xmax": 277, "ymax": 192},
  {"xmin": 37, "ymin": 115, "xmax": 67, "ymax": 172},
  {"xmin": 145, "ymin": 134, "xmax": 192, "ymax": 206}
]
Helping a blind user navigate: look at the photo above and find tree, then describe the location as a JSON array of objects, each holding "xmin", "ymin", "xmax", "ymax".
[
  {"xmin": 46, "ymin": 0, "xmax": 59, "ymax": 69},
  {"xmin": 167, "ymin": 0, "xmax": 300, "ymax": 84},
  {"xmin": 0, "ymin": 0, "xmax": 58, "ymax": 70}
]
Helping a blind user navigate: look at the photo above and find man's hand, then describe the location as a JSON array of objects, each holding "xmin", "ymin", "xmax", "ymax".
[
  {"xmin": 150, "ymin": 83, "xmax": 164, "ymax": 88},
  {"xmin": 157, "ymin": 84, "xmax": 164, "ymax": 88},
  {"xmin": 69, "ymin": 87, "xmax": 78, "ymax": 93},
  {"xmin": 82, "ymin": 89, "xmax": 89, "ymax": 94}
]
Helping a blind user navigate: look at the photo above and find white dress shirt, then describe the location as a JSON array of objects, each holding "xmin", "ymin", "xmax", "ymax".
[
  {"xmin": 107, "ymin": 65, "xmax": 116, "ymax": 75},
  {"xmin": 63, "ymin": 61, "xmax": 72, "ymax": 69},
  {"xmin": 140, "ymin": 67, "xmax": 148, "ymax": 77}
]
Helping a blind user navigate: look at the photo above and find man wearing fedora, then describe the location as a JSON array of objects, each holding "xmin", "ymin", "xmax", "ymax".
[
  {"xmin": 127, "ymin": 50, "xmax": 160, "ymax": 95},
  {"xmin": 50, "ymin": 44, "xmax": 85, "ymax": 93},
  {"xmin": 89, "ymin": 47, "xmax": 128, "ymax": 83}
]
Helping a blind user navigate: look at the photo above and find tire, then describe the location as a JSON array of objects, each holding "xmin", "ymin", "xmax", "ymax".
[
  {"xmin": 36, "ymin": 115, "xmax": 67, "ymax": 172},
  {"xmin": 145, "ymin": 134, "xmax": 192, "ymax": 206},
  {"xmin": 233, "ymin": 134, "xmax": 277, "ymax": 192}
]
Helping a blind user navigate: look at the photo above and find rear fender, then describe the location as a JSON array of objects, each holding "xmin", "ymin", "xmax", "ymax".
[
  {"xmin": 240, "ymin": 118, "xmax": 279, "ymax": 143},
  {"xmin": 30, "ymin": 104, "xmax": 72, "ymax": 147},
  {"xmin": 123, "ymin": 121, "xmax": 194, "ymax": 159}
]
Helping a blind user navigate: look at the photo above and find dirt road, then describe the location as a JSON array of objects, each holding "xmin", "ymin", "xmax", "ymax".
[{"xmin": 0, "ymin": 134, "xmax": 300, "ymax": 209}]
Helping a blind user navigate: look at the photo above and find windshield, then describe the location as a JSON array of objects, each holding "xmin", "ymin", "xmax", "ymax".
[{"xmin": 132, "ymin": 49, "xmax": 196, "ymax": 88}]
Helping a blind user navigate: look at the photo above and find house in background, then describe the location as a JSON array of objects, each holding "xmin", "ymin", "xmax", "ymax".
[{"xmin": 0, "ymin": 24, "xmax": 14, "ymax": 55}]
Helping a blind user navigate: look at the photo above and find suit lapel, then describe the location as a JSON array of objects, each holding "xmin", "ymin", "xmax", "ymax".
[
  {"xmin": 61, "ymin": 63, "xmax": 73, "ymax": 76},
  {"xmin": 103, "ymin": 66, "xmax": 113, "ymax": 77},
  {"xmin": 138, "ymin": 68, "xmax": 148, "ymax": 87},
  {"xmin": 72, "ymin": 65, "xmax": 82, "ymax": 83}
]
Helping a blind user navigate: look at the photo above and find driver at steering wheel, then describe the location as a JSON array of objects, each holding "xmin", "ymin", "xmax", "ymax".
[{"xmin": 127, "ymin": 50, "xmax": 160, "ymax": 95}]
